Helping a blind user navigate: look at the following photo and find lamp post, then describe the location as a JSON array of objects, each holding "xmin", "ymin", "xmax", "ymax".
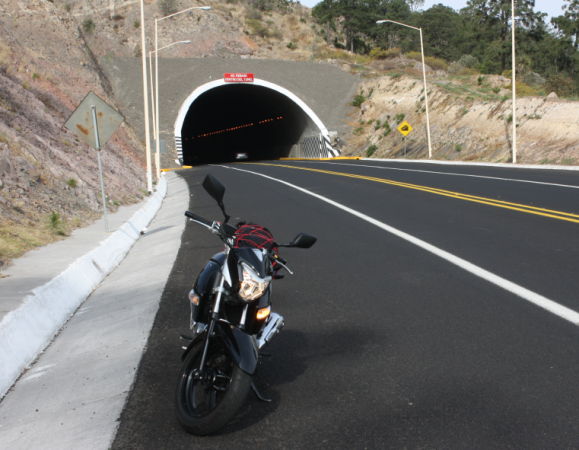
[
  {"xmin": 511, "ymin": 0, "xmax": 517, "ymax": 163},
  {"xmin": 139, "ymin": 0, "xmax": 153, "ymax": 193},
  {"xmin": 155, "ymin": 6, "xmax": 211, "ymax": 175},
  {"xmin": 149, "ymin": 40, "xmax": 191, "ymax": 176},
  {"xmin": 376, "ymin": 20, "xmax": 432, "ymax": 159}
]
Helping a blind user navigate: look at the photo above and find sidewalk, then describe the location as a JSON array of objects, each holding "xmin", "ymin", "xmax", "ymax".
[
  {"xmin": 0, "ymin": 172, "xmax": 172, "ymax": 398},
  {"xmin": 0, "ymin": 202, "xmax": 144, "ymax": 323},
  {"xmin": 0, "ymin": 171, "xmax": 189, "ymax": 449}
]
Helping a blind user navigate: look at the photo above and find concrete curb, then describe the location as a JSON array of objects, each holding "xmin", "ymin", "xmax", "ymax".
[
  {"xmin": 0, "ymin": 177, "xmax": 168, "ymax": 399},
  {"xmin": 362, "ymin": 158, "xmax": 579, "ymax": 172}
]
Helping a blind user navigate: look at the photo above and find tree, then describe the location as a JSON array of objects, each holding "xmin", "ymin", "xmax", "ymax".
[
  {"xmin": 406, "ymin": 0, "xmax": 424, "ymax": 12},
  {"xmin": 312, "ymin": 0, "xmax": 338, "ymax": 45},
  {"xmin": 464, "ymin": 0, "xmax": 545, "ymax": 72},
  {"xmin": 418, "ymin": 4, "xmax": 463, "ymax": 61},
  {"xmin": 367, "ymin": 0, "xmax": 413, "ymax": 51},
  {"xmin": 552, "ymin": 0, "xmax": 579, "ymax": 79}
]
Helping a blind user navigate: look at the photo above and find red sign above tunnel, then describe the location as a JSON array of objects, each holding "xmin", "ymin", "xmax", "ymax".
[{"xmin": 224, "ymin": 73, "xmax": 254, "ymax": 82}]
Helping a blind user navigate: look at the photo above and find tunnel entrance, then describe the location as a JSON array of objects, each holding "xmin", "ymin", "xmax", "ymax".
[{"xmin": 174, "ymin": 79, "xmax": 337, "ymax": 165}]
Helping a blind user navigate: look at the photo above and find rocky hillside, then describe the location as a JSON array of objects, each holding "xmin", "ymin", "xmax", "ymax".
[
  {"xmin": 0, "ymin": 0, "xmax": 147, "ymax": 269},
  {"xmin": 49, "ymin": 0, "xmax": 322, "ymax": 61},
  {"xmin": 343, "ymin": 68, "xmax": 579, "ymax": 165}
]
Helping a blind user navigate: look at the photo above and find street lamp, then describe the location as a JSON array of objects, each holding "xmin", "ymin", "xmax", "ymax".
[
  {"xmin": 511, "ymin": 0, "xmax": 517, "ymax": 163},
  {"xmin": 149, "ymin": 40, "xmax": 191, "ymax": 175},
  {"xmin": 155, "ymin": 6, "xmax": 211, "ymax": 174},
  {"xmin": 139, "ymin": 0, "xmax": 153, "ymax": 193},
  {"xmin": 376, "ymin": 20, "xmax": 432, "ymax": 159}
]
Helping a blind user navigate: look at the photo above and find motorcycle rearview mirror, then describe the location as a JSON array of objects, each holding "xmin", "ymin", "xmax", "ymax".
[
  {"xmin": 202, "ymin": 174, "xmax": 225, "ymax": 204},
  {"xmin": 280, "ymin": 233, "xmax": 317, "ymax": 249},
  {"xmin": 202, "ymin": 174, "xmax": 230, "ymax": 224}
]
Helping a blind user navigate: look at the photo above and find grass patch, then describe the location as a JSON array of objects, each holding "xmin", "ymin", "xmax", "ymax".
[
  {"xmin": 394, "ymin": 113, "xmax": 405, "ymax": 124},
  {"xmin": 0, "ymin": 224, "xmax": 51, "ymax": 262},
  {"xmin": 366, "ymin": 145, "xmax": 377, "ymax": 157}
]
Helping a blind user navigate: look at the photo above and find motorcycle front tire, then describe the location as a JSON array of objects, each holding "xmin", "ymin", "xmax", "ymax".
[{"xmin": 175, "ymin": 342, "xmax": 253, "ymax": 435}]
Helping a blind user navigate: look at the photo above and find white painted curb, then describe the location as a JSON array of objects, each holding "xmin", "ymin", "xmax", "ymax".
[
  {"xmin": 362, "ymin": 158, "xmax": 579, "ymax": 172},
  {"xmin": 0, "ymin": 177, "xmax": 168, "ymax": 398}
]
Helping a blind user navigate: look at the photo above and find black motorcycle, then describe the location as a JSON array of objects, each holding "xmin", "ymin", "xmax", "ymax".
[{"xmin": 175, "ymin": 174, "xmax": 316, "ymax": 435}]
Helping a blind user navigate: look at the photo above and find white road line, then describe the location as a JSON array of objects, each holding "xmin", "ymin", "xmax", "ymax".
[
  {"xmin": 221, "ymin": 164, "xmax": 579, "ymax": 327},
  {"xmin": 305, "ymin": 161, "xmax": 579, "ymax": 190}
]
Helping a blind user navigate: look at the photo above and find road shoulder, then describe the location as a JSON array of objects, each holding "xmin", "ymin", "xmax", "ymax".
[{"xmin": 0, "ymin": 172, "xmax": 189, "ymax": 450}]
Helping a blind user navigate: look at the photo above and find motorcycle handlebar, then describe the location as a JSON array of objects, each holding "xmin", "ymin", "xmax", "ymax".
[{"xmin": 184, "ymin": 211, "xmax": 212, "ymax": 227}]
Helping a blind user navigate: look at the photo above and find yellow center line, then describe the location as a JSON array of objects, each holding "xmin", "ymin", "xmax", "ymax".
[{"xmin": 246, "ymin": 163, "xmax": 579, "ymax": 225}]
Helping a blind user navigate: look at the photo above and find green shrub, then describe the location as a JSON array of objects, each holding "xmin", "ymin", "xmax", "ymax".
[
  {"xmin": 352, "ymin": 94, "xmax": 366, "ymax": 107},
  {"xmin": 247, "ymin": 9, "xmax": 262, "ymax": 20},
  {"xmin": 32, "ymin": 73, "xmax": 40, "ymax": 80},
  {"xmin": 457, "ymin": 54, "xmax": 479, "ymax": 69},
  {"xmin": 424, "ymin": 56, "xmax": 448, "ymax": 71},
  {"xmin": 370, "ymin": 47, "xmax": 401, "ymax": 60},
  {"xmin": 503, "ymin": 82, "xmax": 539, "ymax": 97},
  {"xmin": 545, "ymin": 74, "xmax": 575, "ymax": 97},
  {"xmin": 112, "ymin": 14, "xmax": 123, "ymax": 21},
  {"xmin": 299, "ymin": 17, "xmax": 306, "ymax": 23},
  {"xmin": 246, "ymin": 19, "xmax": 270, "ymax": 37},
  {"xmin": 287, "ymin": 42, "xmax": 297, "ymax": 50},
  {"xmin": 82, "ymin": 19, "xmax": 95, "ymax": 33},
  {"xmin": 66, "ymin": 178, "xmax": 77, "ymax": 188},
  {"xmin": 455, "ymin": 144, "xmax": 462, "ymax": 152},
  {"xmin": 491, "ymin": 86, "xmax": 500, "ymax": 94},
  {"xmin": 477, "ymin": 76, "xmax": 484, "ymax": 86},
  {"xmin": 506, "ymin": 114, "xmax": 513, "ymax": 123},
  {"xmin": 394, "ymin": 113, "xmax": 405, "ymax": 124},
  {"xmin": 48, "ymin": 212, "xmax": 60, "ymax": 228},
  {"xmin": 134, "ymin": 21, "xmax": 140, "ymax": 28},
  {"xmin": 366, "ymin": 145, "xmax": 377, "ymax": 157},
  {"xmin": 406, "ymin": 51, "xmax": 421, "ymax": 61},
  {"xmin": 374, "ymin": 120, "xmax": 381, "ymax": 130}
]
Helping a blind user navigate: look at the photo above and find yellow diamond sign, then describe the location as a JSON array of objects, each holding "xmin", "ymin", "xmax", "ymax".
[{"xmin": 397, "ymin": 121, "xmax": 413, "ymax": 137}]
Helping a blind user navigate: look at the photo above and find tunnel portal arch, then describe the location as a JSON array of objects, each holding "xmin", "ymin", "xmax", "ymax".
[{"xmin": 174, "ymin": 78, "xmax": 339, "ymax": 165}]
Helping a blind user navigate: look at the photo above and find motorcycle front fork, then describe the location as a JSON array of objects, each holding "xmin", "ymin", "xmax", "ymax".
[{"xmin": 196, "ymin": 249, "xmax": 229, "ymax": 379}]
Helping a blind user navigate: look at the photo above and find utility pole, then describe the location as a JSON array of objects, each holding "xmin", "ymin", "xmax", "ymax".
[
  {"xmin": 140, "ymin": 0, "xmax": 153, "ymax": 193},
  {"xmin": 512, "ymin": 0, "xmax": 517, "ymax": 163}
]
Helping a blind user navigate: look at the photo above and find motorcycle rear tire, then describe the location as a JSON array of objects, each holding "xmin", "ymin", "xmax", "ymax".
[{"xmin": 175, "ymin": 342, "xmax": 253, "ymax": 435}]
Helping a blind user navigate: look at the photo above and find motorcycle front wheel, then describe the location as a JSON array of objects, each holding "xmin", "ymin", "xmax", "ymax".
[{"xmin": 175, "ymin": 341, "xmax": 253, "ymax": 435}]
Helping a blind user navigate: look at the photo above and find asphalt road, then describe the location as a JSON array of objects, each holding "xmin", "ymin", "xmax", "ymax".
[{"xmin": 113, "ymin": 160, "xmax": 579, "ymax": 449}]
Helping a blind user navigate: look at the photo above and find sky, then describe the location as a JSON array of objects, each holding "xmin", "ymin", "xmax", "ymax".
[{"xmin": 299, "ymin": 0, "xmax": 568, "ymax": 22}]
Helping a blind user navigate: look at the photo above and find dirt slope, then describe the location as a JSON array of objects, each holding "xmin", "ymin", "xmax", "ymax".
[
  {"xmin": 49, "ymin": 0, "xmax": 321, "ymax": 61},
  {"xmin": 0, "ymin": 0, "xmax": 147, "ymax": 268},
  {"xmin": 345, "ymin": 73, "xmax": 579, "ymax": 165}
]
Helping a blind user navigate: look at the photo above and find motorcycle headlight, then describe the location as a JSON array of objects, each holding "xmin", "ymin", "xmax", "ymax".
[{"xmin": 239, "ymin": 263, "xmax": 271, "ymax": 302}]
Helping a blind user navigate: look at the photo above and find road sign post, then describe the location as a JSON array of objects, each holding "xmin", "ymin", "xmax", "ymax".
[
  {"xmin": 397, "ymin": 121, "xmax": 413, "ymax": 159},
  {"xmin": 64, "ymin": 92, "xmax": 125, "ymax": 233},
  {"xmin": 91, "ymin": 106, "xmax": 108, "ymax": 232}
]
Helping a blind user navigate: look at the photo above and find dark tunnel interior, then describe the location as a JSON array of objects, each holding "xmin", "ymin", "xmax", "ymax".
[{"xmin": 180, "ymin": 85, "xmax": 318, "ymax": 165}]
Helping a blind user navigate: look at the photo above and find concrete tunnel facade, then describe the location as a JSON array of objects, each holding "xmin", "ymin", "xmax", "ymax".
[{"xmin": 174, "ymin": 79, "xmax": 339, "ymax": 165}]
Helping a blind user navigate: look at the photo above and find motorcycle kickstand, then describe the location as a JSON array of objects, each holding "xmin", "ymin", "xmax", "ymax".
[{"xmin": 251, "ymin": 382, "xmax": 272, "ymax": 402}]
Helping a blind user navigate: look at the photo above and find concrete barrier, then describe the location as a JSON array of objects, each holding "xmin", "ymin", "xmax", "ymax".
[{"xmin": 0, "ymin": 177, "xmax": 168, "ymax": 398}]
